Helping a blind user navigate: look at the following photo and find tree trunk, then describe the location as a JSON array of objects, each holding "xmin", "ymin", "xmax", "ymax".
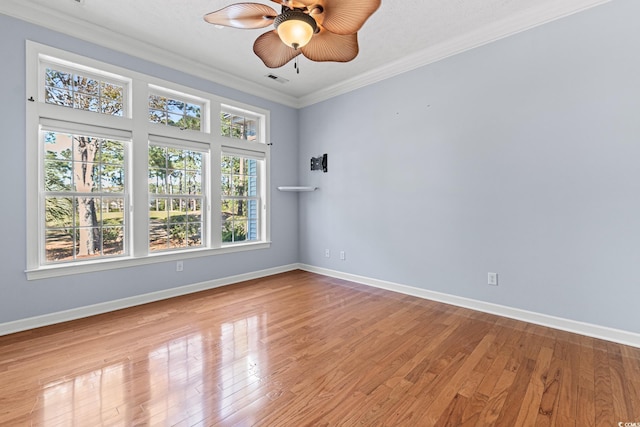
[{"xmin": 74, "ymin": 136, "xmax": 100, "ymax": 256}]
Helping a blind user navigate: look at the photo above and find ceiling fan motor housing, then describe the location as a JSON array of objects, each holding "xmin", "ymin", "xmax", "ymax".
[{"xmin": 274, "ymin": 10, "xmax": 318, "ymax": 49}]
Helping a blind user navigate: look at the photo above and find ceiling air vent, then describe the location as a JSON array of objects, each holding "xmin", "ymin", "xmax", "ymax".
[{"xmin": 265, "ymin": 74, "xmax": 289, "ymax": 84}]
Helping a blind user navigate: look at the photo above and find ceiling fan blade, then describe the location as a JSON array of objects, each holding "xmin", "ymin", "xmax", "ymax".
[
  {"xmin": 253, "ymin": 30, "xmax": 301, "ymax": 68},
  {"xmin": 301, "ymin": 28, "xmax": 359, "ymax": 63},
  {"xmin": 204, "ymin": 3, "xmax": 277, "ymax": 29},
  {"xmin": 269, "ymin": 0, "xmax": 315, "ymax": 9},
  {"xmin": 318, "ymin": 0, "xmax": 381, "ymax": 35}
]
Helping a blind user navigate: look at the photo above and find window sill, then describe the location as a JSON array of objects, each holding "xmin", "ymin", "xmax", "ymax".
[{"xmin": 25, "ymin": 242, "xmax": 271, "ymax": 280}]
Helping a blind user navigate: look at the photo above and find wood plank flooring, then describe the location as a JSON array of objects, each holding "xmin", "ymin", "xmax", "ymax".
[{"xmin": 1, "ymin": 270, "xmax": 639, "ymax": 426}]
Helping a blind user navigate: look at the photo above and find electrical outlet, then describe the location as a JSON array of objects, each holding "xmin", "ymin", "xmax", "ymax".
[
  {"xmin": 340, "ymin": 251, "xmax": 346, "ymax": 260},
  {"xmin": 325, "ymin": 249, "xmax": 330, "ymax": 258},
  {"xmin": 487, "ymin": 272, "xmax": 498, "ymax": 286},
  {"xmin": 176, "ymin": 261, "xmax": 184, "ymax": 272}
]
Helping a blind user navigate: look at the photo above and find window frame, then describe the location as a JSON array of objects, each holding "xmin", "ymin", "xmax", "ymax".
[
  {"xmin": 41, "ymin": 126, "xmax": 131, "ymax": 264},
  {"xmin": 25, "ymin": 41, "xmax": 271, "ymax": 280}
]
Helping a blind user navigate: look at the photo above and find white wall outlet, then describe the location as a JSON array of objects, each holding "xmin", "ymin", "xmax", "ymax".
[
  {"xmin": 487, "ymin": 272, "xmax": 498, "ymax": 286},
  {"xmin": 176, "ymin": 261, "xmax": 184, "ymax": 272},
  {"xmin": 325, "ymin": 249, "xmax": 330, "ymax": 258},
  {"xmin": 340, "ymin": 251, "xmax": 346, "ymax": 260}
]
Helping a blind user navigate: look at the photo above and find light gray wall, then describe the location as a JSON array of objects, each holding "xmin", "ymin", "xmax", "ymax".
[
  {"xmin": 0, "ymin": 14, "xmax": 299, "ymax": 324},
  {"xmin": 298, "ymin": 0, "xmax": 640, "ymax": 333}
]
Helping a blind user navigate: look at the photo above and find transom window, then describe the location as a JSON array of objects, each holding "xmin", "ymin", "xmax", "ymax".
[
  {"xmin": 149, "ymin": 93, "xmax": 203, "ymax": 131},
  {"xmin": 221, "ymin": 110, "xmax": 258, "ymax": 141},
  {"xmin": 44, "ymin": 66, "xmax": 125, "ymax": 116}
]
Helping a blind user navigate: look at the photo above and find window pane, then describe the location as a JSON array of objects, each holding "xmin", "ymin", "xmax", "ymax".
[
  {"xmin": 168, "ymin": 170, "xmax": 184, "ymax": 194},
  {"xmin": 221, "ymin": 174, "xmax": 231, "ymax": 196},
  {"xmin": 75, "ymin": 227, "xmax": 101, "ymax": 260},
  {"xmin": 186, "ymin": 171, "xmax": 201, "ymax": 195},
  {"xmin": 149, "ymin": 198, "xmax": 168, "ymax": 252},
  {"xmin": 149, "ymin": 109, "xmax": 166, "ymax": 124},
  {"xmin": 102, "ymin": 197, "xmax": 125, "ymax": 226},
  {"xmin": 189, "ymin": 151, "xmax": 202, "ymax": 168},
  {"xmin": 45, "ymin": 197, "xmax": 73, "ymax": 228},
  {"xmin": 45, "ymin": 87, "xmax": 73, "ymax": 107},
  {"xmin": 169, "ymin": 223, "xmax": 187, "ymax": 248},
  {"xmin": 149, "ymin": 169, "xmax": 166, "ymax": 194},
  {"xmin": 100, "ymin": 165, "xmax": 125, "ymax": 192},
  {"xmin": 166, "ymin": 99, "xmax": 184, "ymax": 114},
  {"xmin": 185, "ymin": 103, "xmax": 200, "ymax": 118},
  {"xmin": 188, "ymin": 223, "xmax": 202, "ymax": 247},
  {"xmin": 44, "ymin": 161, "xmax": 72, "ymax": 191},
  {"xmin": 103, "ymin": 226, "xmax": 124, "ymax": 256},
  {"xmin": 45, "ymin": 229, "xmax": 74, "ymax": 262},
  {"xmin": 73, "ymin": 75, "xmax": 99, "ymax": 95},
  {"xmin": 73, "ymin": 162, "xmax": 99, "ymax": 192},
  {"xmin": 167, "ymin": 112, "xmax": 182, "ymax": 127},
  {"xmin": 169, "ymin": 198, "xmax": 186, "ymax": 222},
  {"xmin": 101, "ymin": 82, "xmax": 124, "ymax": 116},
  {"xmin": 46, "ymin": 68, "xmax": 72, "ymax": 89},
  {"xmin": 222, "ymin": 217, "xmax": 235, "ymax": 243},
  {"xmin": 187, "ymin": 198, "xmax": 202, "ymax": 222},
  {"xmin": 102, "ymin": 140, "xmax": 124, "ymax": 165},
  {"xmin": 232, "ymin": 175, "xmax": 248, "ymax": 196},
  {"xmin": 168, "ymin": 148, "xmax": 185, "ymax": 168},
  {"xmin": 149, "ymin": 95, "xmax": 166, "ymax": 109},
  {"xmin": 149, "ymin": 146, "xmax": 166, "ymax": 168}
]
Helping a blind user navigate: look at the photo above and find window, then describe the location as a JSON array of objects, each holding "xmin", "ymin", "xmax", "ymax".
[
  {"xmin": 43, "ymin": 130, "xmax": 127, "ymax": 263},
  {"xmin": 221, "ymin": 154, "xmax": 261, "ymax": 243},
  {"xmin": 149, "ymin": 144, "xmax": 205, "ymax": 251},
  {"xmin": 44, "ymin": 65, "xmax": 125, "ymax": 116},
  {"xmin": 221, "ymin": 110, "xmax": 258, "ymax": 141},
  {"xmin": 149, "ymin": 93, "xmax": 203, "ymax": 131},
  {"xmin": 26, "ymin": 42, "xmax": 270, "ymax": 279}
]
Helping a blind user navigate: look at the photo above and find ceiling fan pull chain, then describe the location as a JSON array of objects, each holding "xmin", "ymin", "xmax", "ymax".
[{"xmin": 294, "ymin": 56, "xmax": 300, "ymax": 74}]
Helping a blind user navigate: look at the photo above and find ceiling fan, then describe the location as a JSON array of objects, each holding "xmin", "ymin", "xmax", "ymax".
[{"xmin": 204, "ymin": 0, "xmax": 381, "ymax": 70}]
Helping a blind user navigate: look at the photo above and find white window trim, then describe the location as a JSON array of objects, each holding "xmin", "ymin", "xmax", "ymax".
[{"xmin": 25, "ymin": 41, "xmax": 271, "ymax": 280}]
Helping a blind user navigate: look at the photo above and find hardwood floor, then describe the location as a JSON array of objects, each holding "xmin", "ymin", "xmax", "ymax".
[{"xmin": 1, "ymin": 270, "xmax": 639, "ymax": 426}]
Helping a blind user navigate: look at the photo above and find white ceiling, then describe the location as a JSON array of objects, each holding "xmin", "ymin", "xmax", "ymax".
[{"xmin": 2, "ymin": 0, "xmax": 609, "ymax": 107}]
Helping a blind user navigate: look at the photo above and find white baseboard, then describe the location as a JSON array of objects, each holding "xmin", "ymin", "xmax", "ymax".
[
  {"xmin": 4, "ymin": 263, "xmax": 639, "ymax": 349},
  {"xmin": 0, "ymin": 264, "xmax": 299, "ymax": 337},
  {"xmin": 298, "ymin": 264, "xmax": 640, "ymax": 349}
]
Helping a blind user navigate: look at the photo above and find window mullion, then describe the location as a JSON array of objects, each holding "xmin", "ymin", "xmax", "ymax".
[
  {"xmin": 210, "ymin": 142, "xmax": 223, "ymax": 249},
  {"xmin": 130, "ymin": 80, "xmax": 150, "ymax": 258}
]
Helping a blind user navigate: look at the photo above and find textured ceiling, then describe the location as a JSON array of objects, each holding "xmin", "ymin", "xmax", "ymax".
[{"xmin": 1, "ymin": 0, "xmax": 610, "ymax": 107}]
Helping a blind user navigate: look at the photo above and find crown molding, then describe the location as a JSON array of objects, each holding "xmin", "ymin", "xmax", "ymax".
[
  {"xmin": 297, "ymin": 0, "xmax": 612, "ymax": 107},
  {"xmin": 0, "ymin": 1, "xmax": 300, "ymax": 108},
  {"xmin": 2, "ymin": 0, "xmax": 611, "ymax": 109}
]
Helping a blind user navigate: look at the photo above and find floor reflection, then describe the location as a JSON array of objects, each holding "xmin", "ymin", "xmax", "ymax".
[
  {"xmin": 42, "ymin": 364, "xmax": 125, "ymax": 425},
  {"xmin": 217, "ymin": 313, "xmax": 268, "ymax": 420},
  {"xmin": 38, "ymin": 332, "xmax": 205, "ymax": 425}
]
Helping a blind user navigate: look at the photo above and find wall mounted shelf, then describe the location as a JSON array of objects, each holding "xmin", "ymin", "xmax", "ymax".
[{"xmin": 277, "ymin": 186, "xmax": 318, "ymax": 192}]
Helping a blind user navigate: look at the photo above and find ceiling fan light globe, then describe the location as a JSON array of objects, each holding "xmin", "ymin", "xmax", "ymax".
[{"xmin": 274, "ymin": 10, "xmax": 317, "ymax": 49}]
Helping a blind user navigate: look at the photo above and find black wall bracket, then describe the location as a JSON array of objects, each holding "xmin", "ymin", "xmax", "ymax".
[{"xmin": 311, "ymin": 153, "xmax": 328, "ymax": 173}]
